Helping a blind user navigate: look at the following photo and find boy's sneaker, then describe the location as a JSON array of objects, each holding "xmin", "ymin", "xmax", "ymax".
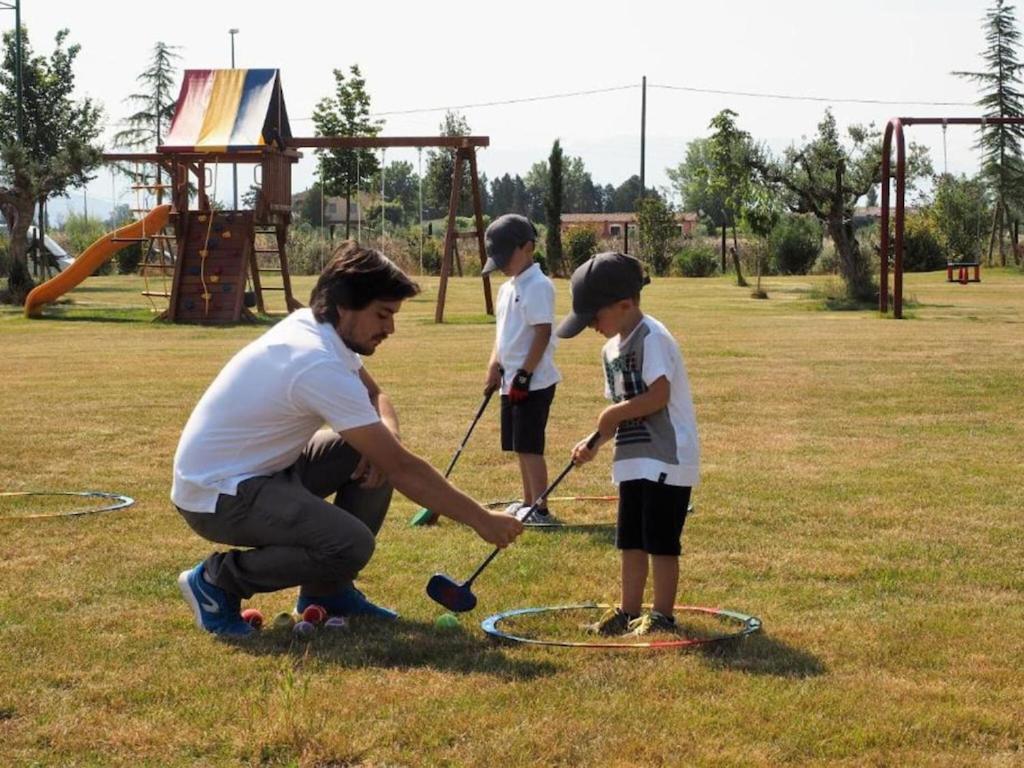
[
  {"xmin": 177, "ymin": 563, "xmax": 254, "ymax": 638},
  {"xmin": 503, "ymin": 501, "xmax": 525, "ymax": 517},
  {"xmin": 629, "ymin": 610, "xmax": 677, "ymax": 636},
  {"xmin": 519, "ymin": 505, "xmax": 559, "ymax": 526},
  {"xmin": 585, "ymin": 606, "xmax": 636, "ymax": 636},
  {"xmin": 296, "ymin": 585, "xmax": 398, "ymax": 621}
]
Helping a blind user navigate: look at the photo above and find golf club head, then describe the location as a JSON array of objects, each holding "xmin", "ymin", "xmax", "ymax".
[
  {"xmin": 426, "ymin": 573, "xmax": 477, "ymax": 613},
  {"xmin": 409, "ymin": 508, "xmax": 439, "ymax": 527}
]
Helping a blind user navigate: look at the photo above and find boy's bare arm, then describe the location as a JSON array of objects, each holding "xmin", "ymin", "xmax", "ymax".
[
  {"xmin": 573, "ymin": 376, "xmax": 671, "ymax": 463},
  {"xmin": 520, "ymin": 323, "xmax": 552, "ymax": 373}
]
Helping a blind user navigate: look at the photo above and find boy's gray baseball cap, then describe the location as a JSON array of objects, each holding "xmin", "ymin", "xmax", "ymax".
[
  {"xmin": 556, "ymin": 252, "xmax": 649, "ymax": 338},
  {"xmin": 482, "ymin": 214, "xmax": 537, "ymax": 274}
]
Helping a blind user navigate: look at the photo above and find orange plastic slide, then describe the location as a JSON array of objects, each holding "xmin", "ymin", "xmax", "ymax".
[{"xmin": 24, "ymin": 204, "xmax": 173, "ymax": 318}]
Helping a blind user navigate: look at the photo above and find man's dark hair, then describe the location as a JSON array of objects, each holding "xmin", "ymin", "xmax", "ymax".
[{"xmin": 309, "ymin": 241, "xmax": 420, "ymax": 325}]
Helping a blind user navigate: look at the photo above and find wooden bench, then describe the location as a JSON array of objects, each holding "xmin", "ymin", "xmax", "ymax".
[{"xmin": 946, "ymin": 261, "xmax": 981, "ymax": 283}]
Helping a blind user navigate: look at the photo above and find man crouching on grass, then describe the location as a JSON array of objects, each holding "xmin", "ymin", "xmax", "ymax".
[{"xmin": 171, "ymin": 242, "xmax": 523, "ymax": 637}]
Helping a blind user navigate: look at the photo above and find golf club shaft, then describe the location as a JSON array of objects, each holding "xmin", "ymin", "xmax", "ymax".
[
  {"xmin": 464, "ymin": 432, "xmax": 599, "ymax": 586},
  {"xmin": 442, "ymin": 386, "xmax": 495, "ymax": 478}
]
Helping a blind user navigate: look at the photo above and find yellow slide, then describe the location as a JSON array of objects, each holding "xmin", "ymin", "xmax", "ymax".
[{"xmin": 24, "ymin": 204, "xmax": 173, "ymax": 318}]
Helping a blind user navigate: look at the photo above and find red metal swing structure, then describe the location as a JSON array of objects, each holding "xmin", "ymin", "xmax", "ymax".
[
  {"xmin": 103, "ymin": 68, "xmax": 493, "ymax": 324},
  {"xmin": 879, "ymin": 115, "xmax": 1024, "ymax": 318}
]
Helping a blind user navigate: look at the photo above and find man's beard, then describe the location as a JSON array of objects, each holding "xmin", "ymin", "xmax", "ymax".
[{"xmin": 342, "ymin": 333, "xmax": 378, "ymax": 356}]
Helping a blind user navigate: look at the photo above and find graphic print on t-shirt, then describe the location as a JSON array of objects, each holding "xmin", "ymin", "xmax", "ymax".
[{"xmin": 603, "ymin": 323, "xmax": 679, "ymax": 465}]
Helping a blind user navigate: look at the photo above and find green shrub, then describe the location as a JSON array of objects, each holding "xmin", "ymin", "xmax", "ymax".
[
  {"xmin": 769, "ymin": 215, "xmax": 821, "ymax": 274},
  {"xmin": 563, "ymin": 226, "xmax": 599, "ymax": 270},
  {"xmin": 673, "ymin": 241, "xmax": 719, "ymax": 277},
  {"xmin": 903, "ymin": 212, "xmax": 947, "ymax": 272}
]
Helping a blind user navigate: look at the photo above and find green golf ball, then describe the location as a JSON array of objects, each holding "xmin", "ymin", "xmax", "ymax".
[{"xmin": 435, "ymin": 612, "xmax": 459, "ymax": 630}]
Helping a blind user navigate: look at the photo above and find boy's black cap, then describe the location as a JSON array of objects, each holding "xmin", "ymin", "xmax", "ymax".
[
  {"xmin": 556, "ymin": 252, "xmax": 649, "ymax": 338},
  {"xmin": 483, "ymin": 214, "xmax": 537, "ymax": 275}
]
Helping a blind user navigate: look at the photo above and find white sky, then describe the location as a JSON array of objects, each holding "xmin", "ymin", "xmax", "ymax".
[{"xmin": 12, "ymin": 0, "xmax": 1001, "ymax": 219}]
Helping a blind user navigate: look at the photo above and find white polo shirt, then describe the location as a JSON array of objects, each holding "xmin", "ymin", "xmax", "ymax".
[
  {"xmin": 494, "ymin": 263, "xmax": 561, "ymax": 394},
  {"xmin": 171, "ymin": 309, "xmax": 381, "ymax": 513},
  {"xmin": 602, "ymin": 315, "xmax": 700, "ymax": 487}
]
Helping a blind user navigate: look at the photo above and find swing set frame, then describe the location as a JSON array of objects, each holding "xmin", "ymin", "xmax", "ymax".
[
  {"xmin": 880, "ymin": 115, "xmax": 1024, "ymax": 318},
  {"xmin": 289, "ymin": 135, "xmax": 494, "ymax": 322}
]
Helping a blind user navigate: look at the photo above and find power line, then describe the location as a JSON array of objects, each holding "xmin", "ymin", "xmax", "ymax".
[
  {"xmin": 649, "ymin": 82, "xmax": 974, "ymax": 107},
  {"xmin": 290, "ymin": 84, "xmax": 639, "ymax": 121},
  {"xmin": 289, "ymin": 80, "xmax": 975, "ymax": 125}
]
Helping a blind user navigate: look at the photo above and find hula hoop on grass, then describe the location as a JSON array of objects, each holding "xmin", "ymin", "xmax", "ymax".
[
  {"xmin": 0, "ymin": 491, "xmax": 135, "ymax": 520},
  {"xmin": 481, "ymin": 603, "xmax": 760, "ymax": 649}
]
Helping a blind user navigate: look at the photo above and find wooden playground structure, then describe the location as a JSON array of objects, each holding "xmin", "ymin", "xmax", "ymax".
[{"xmin": 94, "ymin": 68, "xmax": 492, "ymax": 324}]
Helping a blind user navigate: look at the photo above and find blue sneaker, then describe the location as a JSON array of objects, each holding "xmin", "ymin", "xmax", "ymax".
[
  {"xmin": 296, "ymin": 585, "xmax": 398, "ymax": 621},
  {"xmin": 177, "ymin": 563, "xmax": 254, "ymax": 637}
]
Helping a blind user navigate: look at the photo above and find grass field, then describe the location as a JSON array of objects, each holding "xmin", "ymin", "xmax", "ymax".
[{"xmin": 1, "ymin": 269, "xmax": 1022, "ymax": 766}]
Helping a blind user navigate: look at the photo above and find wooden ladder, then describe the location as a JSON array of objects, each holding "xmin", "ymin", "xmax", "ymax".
[{"xmin": 250, "ymin": 223, "xmax": 301, "ymax": 314}]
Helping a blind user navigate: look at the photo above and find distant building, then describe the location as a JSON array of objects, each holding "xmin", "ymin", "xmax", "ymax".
[{"xmin": 560, "ymin": 211, "xmax": 699, "ymax": 239}]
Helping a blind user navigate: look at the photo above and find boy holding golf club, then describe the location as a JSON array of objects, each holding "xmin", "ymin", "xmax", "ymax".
[
  {"xmin": 558, "ymin": 252, "xmax": 700, "ymax": 636},
  {"xmin": 481, "ymin": 214, "xmax": 561, "ymax": 523}
]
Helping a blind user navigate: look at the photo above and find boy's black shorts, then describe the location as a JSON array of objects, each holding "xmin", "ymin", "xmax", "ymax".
[
  {"xmin": 616, "ymin": 479, "xmax": 691, "ymax": 556},
  {"xmin": 500, "ymin": 384, "xmax": 556, "ymax": 455}
]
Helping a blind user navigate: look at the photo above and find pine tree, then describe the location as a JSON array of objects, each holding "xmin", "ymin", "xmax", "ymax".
[
  {"xmin": 953, "ymin": 0, "xmax": 1024, "ymax": 265},
  {"xmin": 312, "ymin": 65, "xmax": 382, "ymax": 239},
  {"xmin": 112, "ymin": 42, "xmax": 181, "ymax": 203}
]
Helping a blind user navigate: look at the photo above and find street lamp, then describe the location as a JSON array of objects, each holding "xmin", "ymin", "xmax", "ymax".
[
  {"xmin": 1, "ymin": 0, "xmax": 23, "ymax": 142},
  {"xmin": 229, "ymin": 28, "xmax": 239, "ymax": 210}
]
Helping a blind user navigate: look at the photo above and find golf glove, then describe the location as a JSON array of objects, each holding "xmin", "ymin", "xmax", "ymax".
[{"xmin": 508, "ymin": 369, "xmax": 532, "ymax": 404}]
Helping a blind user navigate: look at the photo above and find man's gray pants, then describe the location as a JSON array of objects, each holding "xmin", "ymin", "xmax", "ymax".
[{"xmin": 178, "ymin": 430, "xmax": 392, "ymax": 599}]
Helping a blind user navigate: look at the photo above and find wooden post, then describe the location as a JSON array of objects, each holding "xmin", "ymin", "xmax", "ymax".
[
  {"xmin": 467, "ymin": 148, "xmax": 494, "ymax": 315},
  {"xmin": 436, "ymin": 149, "xmax": 466, "ymax": 323}
]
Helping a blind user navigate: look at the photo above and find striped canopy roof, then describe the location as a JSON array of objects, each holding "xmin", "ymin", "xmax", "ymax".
[{"xmin": 160, "ymin": 69, "xmax": 291, "ymax": 153}]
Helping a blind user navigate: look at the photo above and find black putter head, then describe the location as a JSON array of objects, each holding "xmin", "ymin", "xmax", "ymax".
[{"xmin": 426, "ymin": 573, "xmax": 477, "ymax": 613}]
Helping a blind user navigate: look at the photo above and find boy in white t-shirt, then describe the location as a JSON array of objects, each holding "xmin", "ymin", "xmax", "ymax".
[
  {"xmin": 558, "ymin": 252, "xmax": 700, "ymax": 636},
  {"xmin": 482, "ymin": 214, "xmax": 561, "ymax": 523}
]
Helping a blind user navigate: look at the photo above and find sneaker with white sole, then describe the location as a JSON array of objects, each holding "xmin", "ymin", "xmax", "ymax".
[
  {"xmin": 177, "ymin": 563, "xmax": 253, "ymax": 638},
  {"xmin": 503, "ymin": 501, "xmax": 525, "ymax": 517},
  {"xmin": 516, "ymin": 505, "xmax": 559, "ymax": 525},
  {"xmin": 628, "ymin": 610, "xmax": 677, "ymax": 636},
  {"xmin": 585, "ymin": 606, "xmax": 636, "ymax": 636}
]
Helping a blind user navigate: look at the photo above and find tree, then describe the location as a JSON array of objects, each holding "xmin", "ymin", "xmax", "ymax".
[
  {"xmin": 545, "ymin": 140, "xmax": 564, "ymax": 275},
  {"xmin": 753, "ymin": 109, "xmax": 932, "ymax": 302},
  {"xmin": 635, "ymin": 195, "xmax": 678, "ymax": 276},
  {"xmin": 312, "ymin": 65, "xmax": 382, "ymax": 238},
  {"xmin": 667, "ymin": 136, "xmax": 732, "ymax": 270},
  {"xmin": 703, "ymin": 110, "xmax": 757, "ymax": 286},
  {"xmin": 953, "ymin": 0, "xmax": 1024, "ymax": 265},
  {"xmin": 374, "ymin": 160, "xmax": 419, "ymax": 226},
  {"xmin": 561, "ymin": 155, "xmax": 601, "ymax": 213},
  {"xmin": 0, "ymin": 27, "xmax": 103, "ymax": 303},
  {"xmin": 524, "ymin": 160, "xmax": 549, "ymax": 223},
  {"xmin": 297, "ymin": 182, "xmax": 325, "ymax": 227},
  {"xmin": 933, "ymin": 173, "xmax": 991, "ymax": 261},
  {"xmin": 610, "ymin": 175, "xmax": 645, "ymax": 212},
  {"xmin": 422, "ymin": 111, "xmax": 471, "ymax": 218},
  {"xmin": 111, "ymin": 41, "xmax": 181, "ymax": 201}
]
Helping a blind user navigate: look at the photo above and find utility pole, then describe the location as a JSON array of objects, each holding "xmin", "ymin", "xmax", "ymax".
[
  {"xmin": 639, "ymin": 75, "xmax": 647, "ymax": 204},
  {"xmin": 229, "ymin": 28, "xmax": 239, "ymax": 210}
]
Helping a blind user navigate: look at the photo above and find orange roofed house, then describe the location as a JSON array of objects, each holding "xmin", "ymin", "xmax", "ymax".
[{"xmin": 560, "ymin": 211, "xmax": 699, "ymax": 252}]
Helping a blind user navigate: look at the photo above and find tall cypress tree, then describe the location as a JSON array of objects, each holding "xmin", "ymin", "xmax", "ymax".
[
  {"xmin": 953, "ymin": 0, "xmax": 1024, "ymax": 265},
  {"xmin": 545, "ymin": 139, "xmax": 564, "ymax": 275}
]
